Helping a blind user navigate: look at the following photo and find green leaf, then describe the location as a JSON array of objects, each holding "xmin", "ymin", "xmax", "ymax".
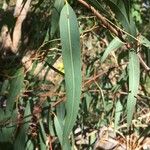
[
  {"xmin": 54, "ymin": 114, "xmax": 63, "ymax": 145},
  {"xmin": 54, "ymin": 112, "xmax": 71, "ymax": 149},
  {"xmin": 0, "ymin": 111, "xmax": 17, "ymax": 143},
  {"xmin": 106, "ymin": 0, "xmax": 136, "ymax": 37},
  {"xmin": 7, "ymin": 67, "xmax": 24, "ymax": 113},
  {"xmin": 39, "ymin": 120, "xmax": 47, "ymax": 149},
  {"xmin": 26, "ymin": 140, "xmax": 34, "ymax": 150},
  {"xmin": 101, "ymin": 37, "xmax": 124, "ymax": 62},
  {"xmin": 0, "ymin": 68, "xmax": 24, "ymax": 144},
  {"xmin": 50, "ymin": 0, "xmax": 64, "ymax": 38},
  {"xmin": 0, "ymin": 124, "xmax": 15, "ymax": 143},
  {"xmin": 122, "ymin": 0, "xmax": 131, "ymax": 21},
  {"xmin": 139, "ymin": 35, "xmax": 150, "ymax": 49},
  {"xmin": 14, "ymin": 100, "xmax": 31, "ymax": 150},
  {"xmin": 56, "ymin": 102, "xmax": 65, "ymax": 123},
  {"xmin": 1, "ymin": 79, "xmax": 9, "ymax": 93},
  {"xmin": 127, "ymin": 51, "xmax": 140, "ymax": 128},
  {"xmin": 114, "ymin": 99, "xmax": 123, "ymax": 130},
  {"xmin": 59, "ymin": 2, "xmax": 82, "ymax": 148},
  {"xmin": 39, "ymin": 134, "xmax": 47, "ymax": 150},
  {"xmin": 54, "ymin": 103, "xmax": 65, "ymax": 146},
  {"xmin": 13, "ymin": 125, "xmax": 27, "ymax": 150}
]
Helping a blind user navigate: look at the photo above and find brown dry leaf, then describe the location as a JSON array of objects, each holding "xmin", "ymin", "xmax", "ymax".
[{"xmin": 94, "ymin": 126, "xmax": 126, "ymax": 150}]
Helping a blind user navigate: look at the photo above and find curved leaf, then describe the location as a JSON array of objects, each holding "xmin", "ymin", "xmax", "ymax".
[
  {"xmin": 140, "ymin": 35, "xmax": 150, "ymax": 49},
  {"xmin": 101, "ymin": 37, "xmax": 124, "ymax": 62},
  {"xmin": 59, "ymin": 2, "xmax": 82, "ymax": 148},
  {"xmin": 127, "ymin": 51, "xmax": 140, "ymax": 128}
]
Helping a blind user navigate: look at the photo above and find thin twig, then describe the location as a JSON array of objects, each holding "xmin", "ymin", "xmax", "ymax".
[
  {"xmin": 137, "ymin": 53, "xmax": 150, "ymax": 71},
  {"xmin": 78, "ymin": 0, "xmax": 150, "ymax": 73},
  {"xmin": 77, "ymin": 0, "xmax": 125, "ymax": 42}
]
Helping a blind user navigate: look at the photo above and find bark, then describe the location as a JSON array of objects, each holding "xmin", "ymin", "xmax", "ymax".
[{"xmin": 0, "ymin": 0, "xmax": 31, "ymax": 54}]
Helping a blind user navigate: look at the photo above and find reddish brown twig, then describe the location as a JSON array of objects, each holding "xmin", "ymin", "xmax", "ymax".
[{"xmin": 77, "ymin": 0, "xmax": 125, "ymax": 42}]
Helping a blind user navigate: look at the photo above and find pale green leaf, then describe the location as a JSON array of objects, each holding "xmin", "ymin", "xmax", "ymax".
[
  {"xmin": 54, "ymin": 103, "xmax": 65, "ymax": 146},
  {"xmin": 59, "ymin": 2, "xmax": 82, "ymax": 148},
  {"xmin": 101, "ymin": 37, "xmax": 123, "ymax": 62},
  {"xmin": 139, "ymin": 35, "xmax": 150, "ymax": 49},
  {"xmin": 26, "ymin": 140, "xmax": 34, "ymax": 150},
  {"xmin": 54, "ymin": 114, "xmax": 63, "ymax": 145},
  {"xmin": 127, "ymin": 51, "xmax": 140, "ymax": 127},
  {"xmin": 39, "ymin": 120, "xmax": 47, "ymax": 149},
  {"xmin": 114, "ymin": 99, "xmax": 123, "ymax": 130}
]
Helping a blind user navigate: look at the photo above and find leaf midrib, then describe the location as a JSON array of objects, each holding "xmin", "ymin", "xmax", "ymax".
[{"xmin": 64, "ymin": 3, "xmax": 75, "ymax": 137}]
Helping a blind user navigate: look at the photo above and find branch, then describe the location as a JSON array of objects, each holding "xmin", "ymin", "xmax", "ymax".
[
  {"xmin": 137, "ymin": 53, "xmax": 150, "ymax": 71},
  {"xmin": 77, "ymin": 0, "xmax": 125, "ymax": 42},
  {"xmin": 78, "ymin": 0, "xmax": 150, "ymax": 72}
]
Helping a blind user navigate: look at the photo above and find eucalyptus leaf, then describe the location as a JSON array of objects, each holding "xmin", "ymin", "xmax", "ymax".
[
  {"xmin": 54, "ymin": 114, "xmax": 63, "ymax": 146},
  {"xmin": 140, "ymin": 35, "xmax": 150, "ymax": 49},
  {"xmin": 59, "ymin": 2, "xmax": 82, "ymax": 148},
  {"xmin": 39, "ymin": 120, "xmax": 47, "ymax": 149},
  {"xmin": 101, "ymin": 37, "xmax": 124, "ymax": 62},
  {"xmin": 7, "ymin": 67, "xmax": 24, "ymax": 113},
  {"xmin": 50, "ymin": 0, "xmax": 64, "ymax": 38},
  {"xmin": 127, "ymin": 51, "xmax": 140, "ymax": 127},
  {"xmin": 106, "ymin": 0, "xmax": 136, "ymax": 37},
  {"xmin": 114, "ymin": 99, "xmax": 123, "ymax": 130},
  {"xmin": 14, "ymin": 100, "xmax": 31, "ymax": 150}
]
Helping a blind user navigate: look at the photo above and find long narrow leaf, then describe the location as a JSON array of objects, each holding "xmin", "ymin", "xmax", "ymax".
[
  {"xmin": 127, "ymin": 51, "xmax": 140, "ymax": 127},
  {"xmin": 114, "ymin": 99, "xmax": 123, "ymax": 130},
  {"xmin": 106, "ymin": 0, "xmax": 136, "ymax": 37},
  {"xmin": 7, "ymin": 67, "xmax": 24, "ymax": 113},
  {"xmin": 54, "ymin": 103, "xmax": 65, "ymax": 146},
  {"xmin": 14, "ymin": 100, "xmax": 31, "ymax": 149},
  {"xmin": 50, "ymin": 0, "xmax": 64, "ymax": 38},
  {"xmin": 54, "ymin": 114, "xmax": 63, "ymax": 145},
  {"xmin": 59, "ymin": 2, "xmax": 82, "ymax": 148}
]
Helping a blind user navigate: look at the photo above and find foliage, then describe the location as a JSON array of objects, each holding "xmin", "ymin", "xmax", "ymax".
[{"xmin": 0, "ymin": 0, "xmax": 150, "ymax": 149}]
